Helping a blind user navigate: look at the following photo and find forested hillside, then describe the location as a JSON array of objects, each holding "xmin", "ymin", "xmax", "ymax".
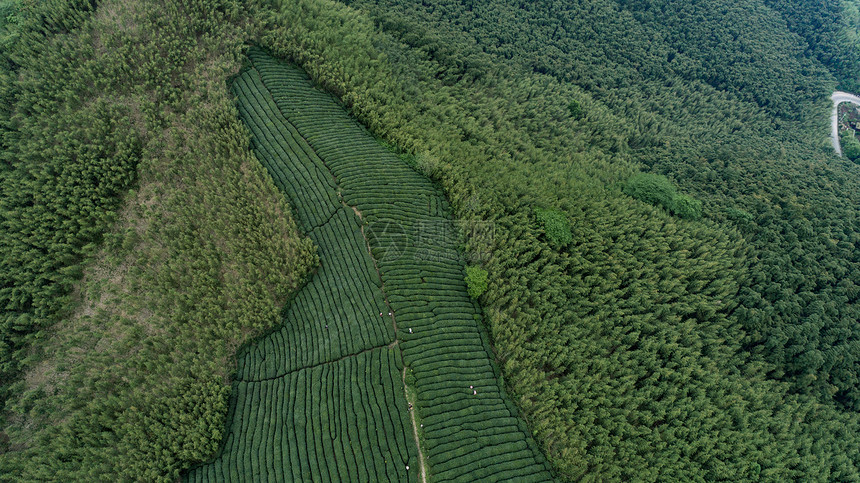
[
  {"xmin": 259, "ymin": 0, "xmax": 860, "ymax": 479},
  {"xmin": 0, "ymin": 1, "xmax": 316, "ymax": 480},
  {"xmin": 1, "ymin": 0, "xmax": 859, "ymax": 481},
  {"xmin": 765, "ymin": 0, "xmax": 860, "ymax": 94}
]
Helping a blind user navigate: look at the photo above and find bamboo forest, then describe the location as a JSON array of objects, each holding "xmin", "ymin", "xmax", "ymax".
[{"xmin": 1, "ymin": 0, "xmax": 859, "ymax": 481}]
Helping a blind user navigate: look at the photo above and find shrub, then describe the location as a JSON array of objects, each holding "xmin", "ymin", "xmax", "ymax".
[
  {"xmin": 465, "ymin": 266, "xmax": 489, "ymax": 299},
  {"xmin": 625, "ymin": 172, "xmax": 703, "ymax": 219},
  {"xmin": 725, "ymin": 207, "xmax": 754, "ymax": 222},
  {"xmin": 567, "ymin": 99, "xmax": 582, "ymax": 118},
  {"xmin": 841, "ymin": 131, "xmax": 860, "ymax": 162},
  {"xmin": 624, "ymin": 173, "xmax": 677, "ymax": 209},
  {"xmin": 671, "ymin": 194, "xmax": 703, "ymax": 220},
  {"xmin": 414, "ymin": 152, "xmax": 443, "ymax": 180}
]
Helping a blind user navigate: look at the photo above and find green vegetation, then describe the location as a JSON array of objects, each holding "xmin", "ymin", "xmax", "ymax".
[
  {"xmin": 624, "ymin": 174, "xmax": 677, "ymax": 210},
  {"xmin": 2, "ymin": 0, "xmax": 860, "ymax": 481},
  {"xmin": 841, "ymin": 130, "xmax": 860, "ymax": 162},
  {"xmin": 534, "ymin": 208, "xmax": 573, "ymax": 246},
  {"xmin": 0, "ymin": 1, "xmax": 19, "ymax": 48},
  {"xmin": 464, "ymin": 266, "xmax": 489, "ymax": 299},
  {"xmin": 566, "ymin": 100, "xmax": 583, "ymax": 119},
  {"xmin": 190, "ymin": 50, "xmax": 552, "ymax": 481},
  {"xmin": 764, "ymin": 0, "xmax": 860, "ymax": 93},
  {"xmin": 624, "ymin": 173, "xmax": 703, "ymax": 220},
  {"xmin": 0, "ymin": 1, "xmax": 315, "ymax": 481},
  {"xmin": 0, "ymin": 0, "xmax": 129, "ymax": 408}
]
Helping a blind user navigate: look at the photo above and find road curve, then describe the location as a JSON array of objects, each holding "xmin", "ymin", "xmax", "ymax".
[{"xmin": 831, "ymin": 91, "xmax": 860, "ymax": 156}]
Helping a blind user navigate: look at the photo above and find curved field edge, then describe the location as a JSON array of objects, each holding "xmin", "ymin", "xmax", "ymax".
[{"xmin": 185, "ymin": 50, "xmax": 553, "ymax": 482}]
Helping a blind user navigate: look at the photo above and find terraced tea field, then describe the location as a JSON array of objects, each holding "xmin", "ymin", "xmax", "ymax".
[{"xmin": 185, "ymin": 48, "xmax": 553, "ymax": 482}]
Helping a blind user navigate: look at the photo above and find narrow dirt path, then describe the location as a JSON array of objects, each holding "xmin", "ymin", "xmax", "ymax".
[
  {"xmin": 240, "ymin": 343, "xmax": 391, "ymax": 383},
  {"xmin": 345, "ymin": 199, "xmax": 428, "ymax": 483},
  {"xmin": 403, "ymin": 367, "xmax": 428, "ymax": 483}
]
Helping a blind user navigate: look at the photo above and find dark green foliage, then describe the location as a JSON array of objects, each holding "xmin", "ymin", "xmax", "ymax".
[
  {"xmin": 0, "ymin": 1, "xmax": 19, "ymax": 34},
  {"xmin": 534, "ymin": 207, "xmax": 572, "ymax": 246},
  {"xmin": 624, "ymin": 173, "xmax": 702, "ymax": 219},
  {"xmin": 0, "ymin": 0, "xmax": 316, "ymax": 481},
  {"xmin": 669, "ymin": 194, "xmax": 703, "ymax": 220},
  {"xmin": 624, "ymin": 173, "xmax": 678, "ymax": 212},
  {"xmin": 0, "ymin": 0, "xmax": 139, "ymax": 406},
  {"xmin": 764, "ymin": 0, "xmax": 860, "ymax": 93},
  {"xmin": 842, "ymin": 131, "xmax": 860, "ymax": 162},
  {"xmin": 567, "ymin": 100, "xmax": 582, "ymax": 119},
  {"xmin": 465, "ymin": 266, "xmax": 489, "ymax": 299},
  {"xmin": 725, "ymin": 207, "xmax": 754, "ymax": 222}
]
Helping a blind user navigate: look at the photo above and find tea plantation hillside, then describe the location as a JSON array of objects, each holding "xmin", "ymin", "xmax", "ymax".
[
  {"xmin": 256, "ymin": 0, "xmax": 860, "ymax": 479},
  {"xmin": 186, "ymin": 50, "xmax": 553, "ymax": 481},
  {"xmin": 1, "ymin": 0, "xmax": 860, "ymax": 481}
]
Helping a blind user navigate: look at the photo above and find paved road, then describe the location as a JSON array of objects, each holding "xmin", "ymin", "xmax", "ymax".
[{"xmin": 831, "ymin": 91, "xmax": 860, "ymax": 156}]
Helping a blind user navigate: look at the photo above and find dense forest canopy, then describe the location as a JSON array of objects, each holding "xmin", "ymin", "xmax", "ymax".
[
  {"xmin": 0, "ymin": 0, "xmax": 859, "ymax": 481},
  {"xmin": 263, "ymin": 0, "xmax": 860, "ymax": 478},
  {"xmin": 0, "ymin": 0, "xmax": 316, "ymax": 480}
]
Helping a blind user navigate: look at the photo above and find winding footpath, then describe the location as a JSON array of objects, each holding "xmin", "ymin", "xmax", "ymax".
[{"xmin": 830, "ymin": 91, "xmax": 860, "ymax": 156}]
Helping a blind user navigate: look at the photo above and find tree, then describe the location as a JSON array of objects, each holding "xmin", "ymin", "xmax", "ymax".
[
  {"xmin": 465, "ymin": 266, "xmax": 488, "ymax": 299},
  {"xmin": 841, "ymin": 131, "xmax": 860, "ymax": 162}
]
